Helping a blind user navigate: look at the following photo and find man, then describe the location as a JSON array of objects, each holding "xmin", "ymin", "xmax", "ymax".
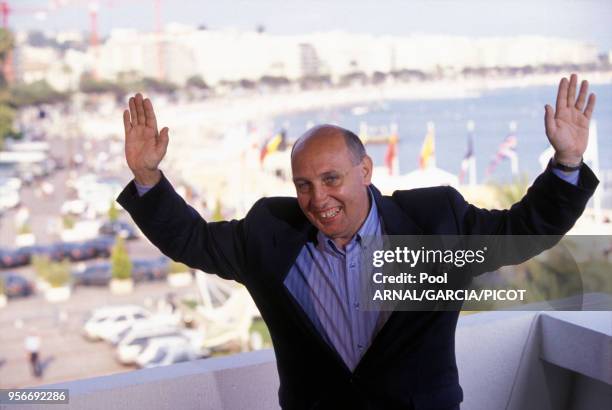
[{"xmin": 118, "ymin": 74, "xmax": 597, "ymax": 409}]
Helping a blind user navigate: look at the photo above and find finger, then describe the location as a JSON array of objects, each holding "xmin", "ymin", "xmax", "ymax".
[
  {"xmin": 135, "ymin": 93, "xmax": 146, "ymax": 125},
  {"xmin": 555, "ymin": 77, "xmax": 568, "ymax": 114},
  {"xmin": 566, "ymin": 73, "xmax": 577, "ymax": 107},
  {"xmin": 575, "ymin": 80, "xmax": 588, "ymax": 111},
  {"xmin": 158, "ymin": 127, "xmax": 170, "ymax": 156},
  {"xmin": 128, "ymin": 97, "xmax": 137, "ymax": 124},
  {"xmin": 544, "ymin": 105, "xmax": 556, "ymax": 137},
  {"xmin": 159, "ymin": 127, "xmax": 169, "ymax": 146},
  {"xmin": 143, "ymin": 98, "xmax": 158, "ymax": 130},
  {"xmin": 123, "ymin": 110, "xmax": 131, "ymax": 137},
  {"xmin": 583, "ymin": 93, "xmax": 596, "ymax": 120}
]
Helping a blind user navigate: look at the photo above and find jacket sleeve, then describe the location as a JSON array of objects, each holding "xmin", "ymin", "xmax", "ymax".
[
  {"xmin": 116, "ymin": 171, "xmax": 254, "ymax": 283},
  {"xmin": 447, "ymin": 164, "xmax": 599, "ymax": 236},
  {"xmin": 444, "ymin": 164, "xmax": 598, "ymax": 275}
]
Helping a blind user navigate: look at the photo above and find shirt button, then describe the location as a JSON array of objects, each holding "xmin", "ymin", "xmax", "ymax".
[
  {"xmin": 354, "ymin": 302, "xmax": 360, "ymax": 309},
  {"xmin": 350, "ymin": 262, "xmax": 356, "ymax": 268},
  {"xmin": 357, "ymin": 344, "xmax": 363, "ymax": 350}
]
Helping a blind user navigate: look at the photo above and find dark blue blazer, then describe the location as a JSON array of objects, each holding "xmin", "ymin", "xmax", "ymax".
[{"xmin": 117, "ymin": 164, "xmax": 597, "ymax": 410}]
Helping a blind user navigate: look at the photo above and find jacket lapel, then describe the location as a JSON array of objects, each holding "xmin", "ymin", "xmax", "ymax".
[{"xmin": 370, "ymin": 184, "xmax": 423, "ymax": 236}]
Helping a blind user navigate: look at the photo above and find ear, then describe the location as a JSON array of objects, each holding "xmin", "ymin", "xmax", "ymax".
[{"xmin": 361, "ymin": 155, "xmax": 373, "ymax": 185}]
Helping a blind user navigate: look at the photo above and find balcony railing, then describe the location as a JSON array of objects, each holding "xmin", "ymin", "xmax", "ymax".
[{"xmin": 18, "ymin": 298, "xmax": 612, "ymax": 410}]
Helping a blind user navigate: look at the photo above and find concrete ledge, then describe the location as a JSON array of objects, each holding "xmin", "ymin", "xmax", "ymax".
[{"xmin": 17, "ymin": 310, "xmax": 611, "ymax": 410}]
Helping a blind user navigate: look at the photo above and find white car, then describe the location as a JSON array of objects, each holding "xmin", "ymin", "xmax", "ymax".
[
  {"xmin": 83, "ymin": 305, "xmax": 150, "ymax": 341},
  {"xmin": 115, "ymin": 325, "xmax": 183, "ymax": 365},
  {"xmin": 135, "ymin": 336, "xmax": 203, "ymax": 369},
  {"xmin": 60, "ymin": 199, "xmax": 87, "ymax": 215},
  {"xmin": 110, "ymin": 313, "xmax": 182, "ymax": 345},
  {"xmin": 0, "ymin": 186, "xmax": 20, "ymax": 210}
]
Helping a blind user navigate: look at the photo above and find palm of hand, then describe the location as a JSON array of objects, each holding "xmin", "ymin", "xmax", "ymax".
[
  {"xmin": 126, "ymin": 123, "xmax": 161, "ymax": 171},
  {"xmin": 547, "ymin": 107, "xmax": 589, "ymax": 158}
]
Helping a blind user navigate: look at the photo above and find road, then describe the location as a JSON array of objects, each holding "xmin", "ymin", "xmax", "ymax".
[
  {"xmin": 0, "ymin": 279, "xmax": 197, "ymax": 389},
  {"xmin": 0, "ymin": 135, "xmax": 206, "ymax": 388}
]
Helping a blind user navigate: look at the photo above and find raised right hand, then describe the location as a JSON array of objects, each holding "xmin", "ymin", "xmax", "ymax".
[{"xmin": 123, "ymin": 93, "xmax": 169, "ymax": 186}]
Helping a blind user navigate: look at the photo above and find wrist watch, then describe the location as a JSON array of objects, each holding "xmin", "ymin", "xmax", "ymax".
[{"xmin": 550, "ymin": 157, "xmax": 583, "ymax": 172}]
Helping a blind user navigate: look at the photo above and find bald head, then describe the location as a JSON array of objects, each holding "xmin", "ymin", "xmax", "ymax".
[{"xmin": 291, "ymin": 125, "xmax": 366, "ymax": 166}]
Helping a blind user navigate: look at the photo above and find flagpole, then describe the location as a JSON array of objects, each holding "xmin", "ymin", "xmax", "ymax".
[
  {"xmin": 467, "ymin": 120, "xmax": 476, "ymax": 186},
  {"xmin": 391, "ymin": 122, "xmax": 399, "ymax": 176},
  {"xmin": 587, "ymin": 120, "xmax": 601, "ymax": 222}
]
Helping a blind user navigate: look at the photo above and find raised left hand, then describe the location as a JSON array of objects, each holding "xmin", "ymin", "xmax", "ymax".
[{"xmin": 545, "ymin": 73, "xmax": 596, "ymax": 167}]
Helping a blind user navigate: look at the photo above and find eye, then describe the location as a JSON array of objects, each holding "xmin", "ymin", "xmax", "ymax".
[
  {"xmin": 295, "ymin": 182, "xmax": 310, "ymax": 193},
  {"xmin": 323, "ymin": 175, "xmax": 340, "ymax": 185}
]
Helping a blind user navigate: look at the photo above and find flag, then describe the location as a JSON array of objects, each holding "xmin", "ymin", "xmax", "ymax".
[
  {"xmin": 419, "ymin": 124, "xmax": 435, "ymax": 169},
  {"xmin": 384, "ymin": 133, "xmax": 398, "ymax": 175},
  {"xmin": 459, "ymin": 132, "xmax": 474, "ymax": 183},
  {"xmin": 259, "ymin": 133, "xmax": 283, "ymax": 164},
  {"xmin": 486, "ymin": 134, "xmax": 518, "ymax": 177}
]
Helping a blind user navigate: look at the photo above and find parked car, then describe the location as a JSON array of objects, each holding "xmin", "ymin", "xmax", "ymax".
[
  {"xmin": 99, "ymin": 221, "xmax": 138, "ymax": 240},
  {"xmin": 83, "ymin": 305, "xmax": 151, "ymax": 341},
  {"xmin": 60, "ymin": 199, "xmax": 87, "ymax": 216},
  {"xmin": 131, "ymin": 257, "xmax": 170, "ymax": 282},
  {"xmin": 0, "ymin": 248, "xmax": 30, "ymax": 269},
  {"xmin": 0, "ymin": 185, "xmax": 20, "ymax": 211},
  {"xmin": 113, "ymin": 317, "xmax": 182, "ymax": 345},
  {"xmin": 19, "ymin": 244, "xmax": 63, "ymax": 262},
  {"xmin": 62, "ymin": 242, "xmax": 98, "ymax": 262},
  {"xmin": 84, "ymin": 236, "xmax": 115, "ymax": 258},
  {"xmin": 115, "ymin": 324, "xmax": 184, "ymax": 364},
  {"xmin": 1, "ymin": 272, "xmax": 34, "ymax": 298},
  {"xmin": 72, "ymin": 262, "xmax": 112, "ymax": 286},
  {"xmin": 135, "ymin": 336, "xmax": 203, "ymax": 369}
]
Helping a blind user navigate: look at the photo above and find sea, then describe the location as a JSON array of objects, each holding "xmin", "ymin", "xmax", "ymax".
[{"xmin": 273, "ymin": 83, "xmax": 612, "ymax": 191}]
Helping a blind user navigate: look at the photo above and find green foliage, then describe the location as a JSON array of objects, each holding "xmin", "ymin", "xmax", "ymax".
[
  {"xmin": 169, "ymin": 260, "xmax": 190, "ymax": 274},
  {"xmin": 79, "ymin": 73, "xmax": 125, "ymax": 96},
  {"xmin": 181, "ymin": 298, "xmax": 198, "ymax": 310},
  {"xmin": 111, "ymin": 236, "xmax": 132, "ymax": 280},
  {"xmin": 108, "ymin": 201, "xmax": 119, "ymax": 222},
  {"xmin": 212, "ymin": 199, "xmax": 223, "ymax": 222},
  {"xmin": 489, "ymin": 173, "xmax": 530, "ymax": 208},
  {"xmin": 17, "ymin": 223, "xmax": 32, "ymax": 235},
  {"xmin": 47, "ymin": 260, "xmax": 71, "ymax": 288},
  {"xmin": 0, "ymin": 277, "xmax": 5, "ymax": 295},
  {"xmin": 250, "ymin": 319, "xmax": 272, "ymax": 348},
  {"xmin": 10, "ymin": 80, "xmax": 70, "ymax": 107},
  {"xmin": 186, "ymin": 75, "xmax": 209, "ymax": 89},
  {"xmin": 32, "ymin": 255, "xmax": 52, "ymax": 281},
  {"xmin": 0, "ymin": 103, "xmax": 14, "ymax": 146},
  {"xmin": 142, "ymin": 77, "xmax": 178, "ymax": 94},
  {"xmin": 0, "ymin": 28, "xmax": 14, "ymax": 63},
  {"xmin": 62, "ymin": 215, "xmax": 75, "ymax": 229},
  {"xmin": 32, "ymin": 255, "xmax": 70, "ymax": 287},
  {"xmin": 470, "ymin": 237, "xmax": 612, "ymax": 310},
  {"xmin": 0, "ymin": 28, "xmax": 14, "ymax": 148}
]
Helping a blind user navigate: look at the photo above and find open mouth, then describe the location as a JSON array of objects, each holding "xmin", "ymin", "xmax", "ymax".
[{"xmin": 316, "ymin": 206, "xmax": 342, "ymax": 222}]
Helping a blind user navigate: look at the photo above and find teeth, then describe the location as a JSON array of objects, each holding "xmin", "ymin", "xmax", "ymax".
[{"xmin": 320, "ymin": 207, "xmax": 340, "ymax": 219}]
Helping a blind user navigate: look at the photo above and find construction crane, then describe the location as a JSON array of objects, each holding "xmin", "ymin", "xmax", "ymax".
[{"xmin": 0, "ymin": 0, "xmax": 51, "ymax": 83}]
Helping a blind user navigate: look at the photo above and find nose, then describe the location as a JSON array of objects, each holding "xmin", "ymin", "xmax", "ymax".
[{"xmin": 310, "ymin": 184, "xmax": 328, "ymax": 208}]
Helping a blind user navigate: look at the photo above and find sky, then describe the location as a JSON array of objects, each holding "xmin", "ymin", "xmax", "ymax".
[{"xmin": 9, "ymin": 0, "xmax": 612, "ymax": 52}]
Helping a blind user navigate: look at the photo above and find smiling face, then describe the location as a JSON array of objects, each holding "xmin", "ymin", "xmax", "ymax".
[{"xmin": 291, "ymin": 127, "xmax": 373, "ymax": 248}]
